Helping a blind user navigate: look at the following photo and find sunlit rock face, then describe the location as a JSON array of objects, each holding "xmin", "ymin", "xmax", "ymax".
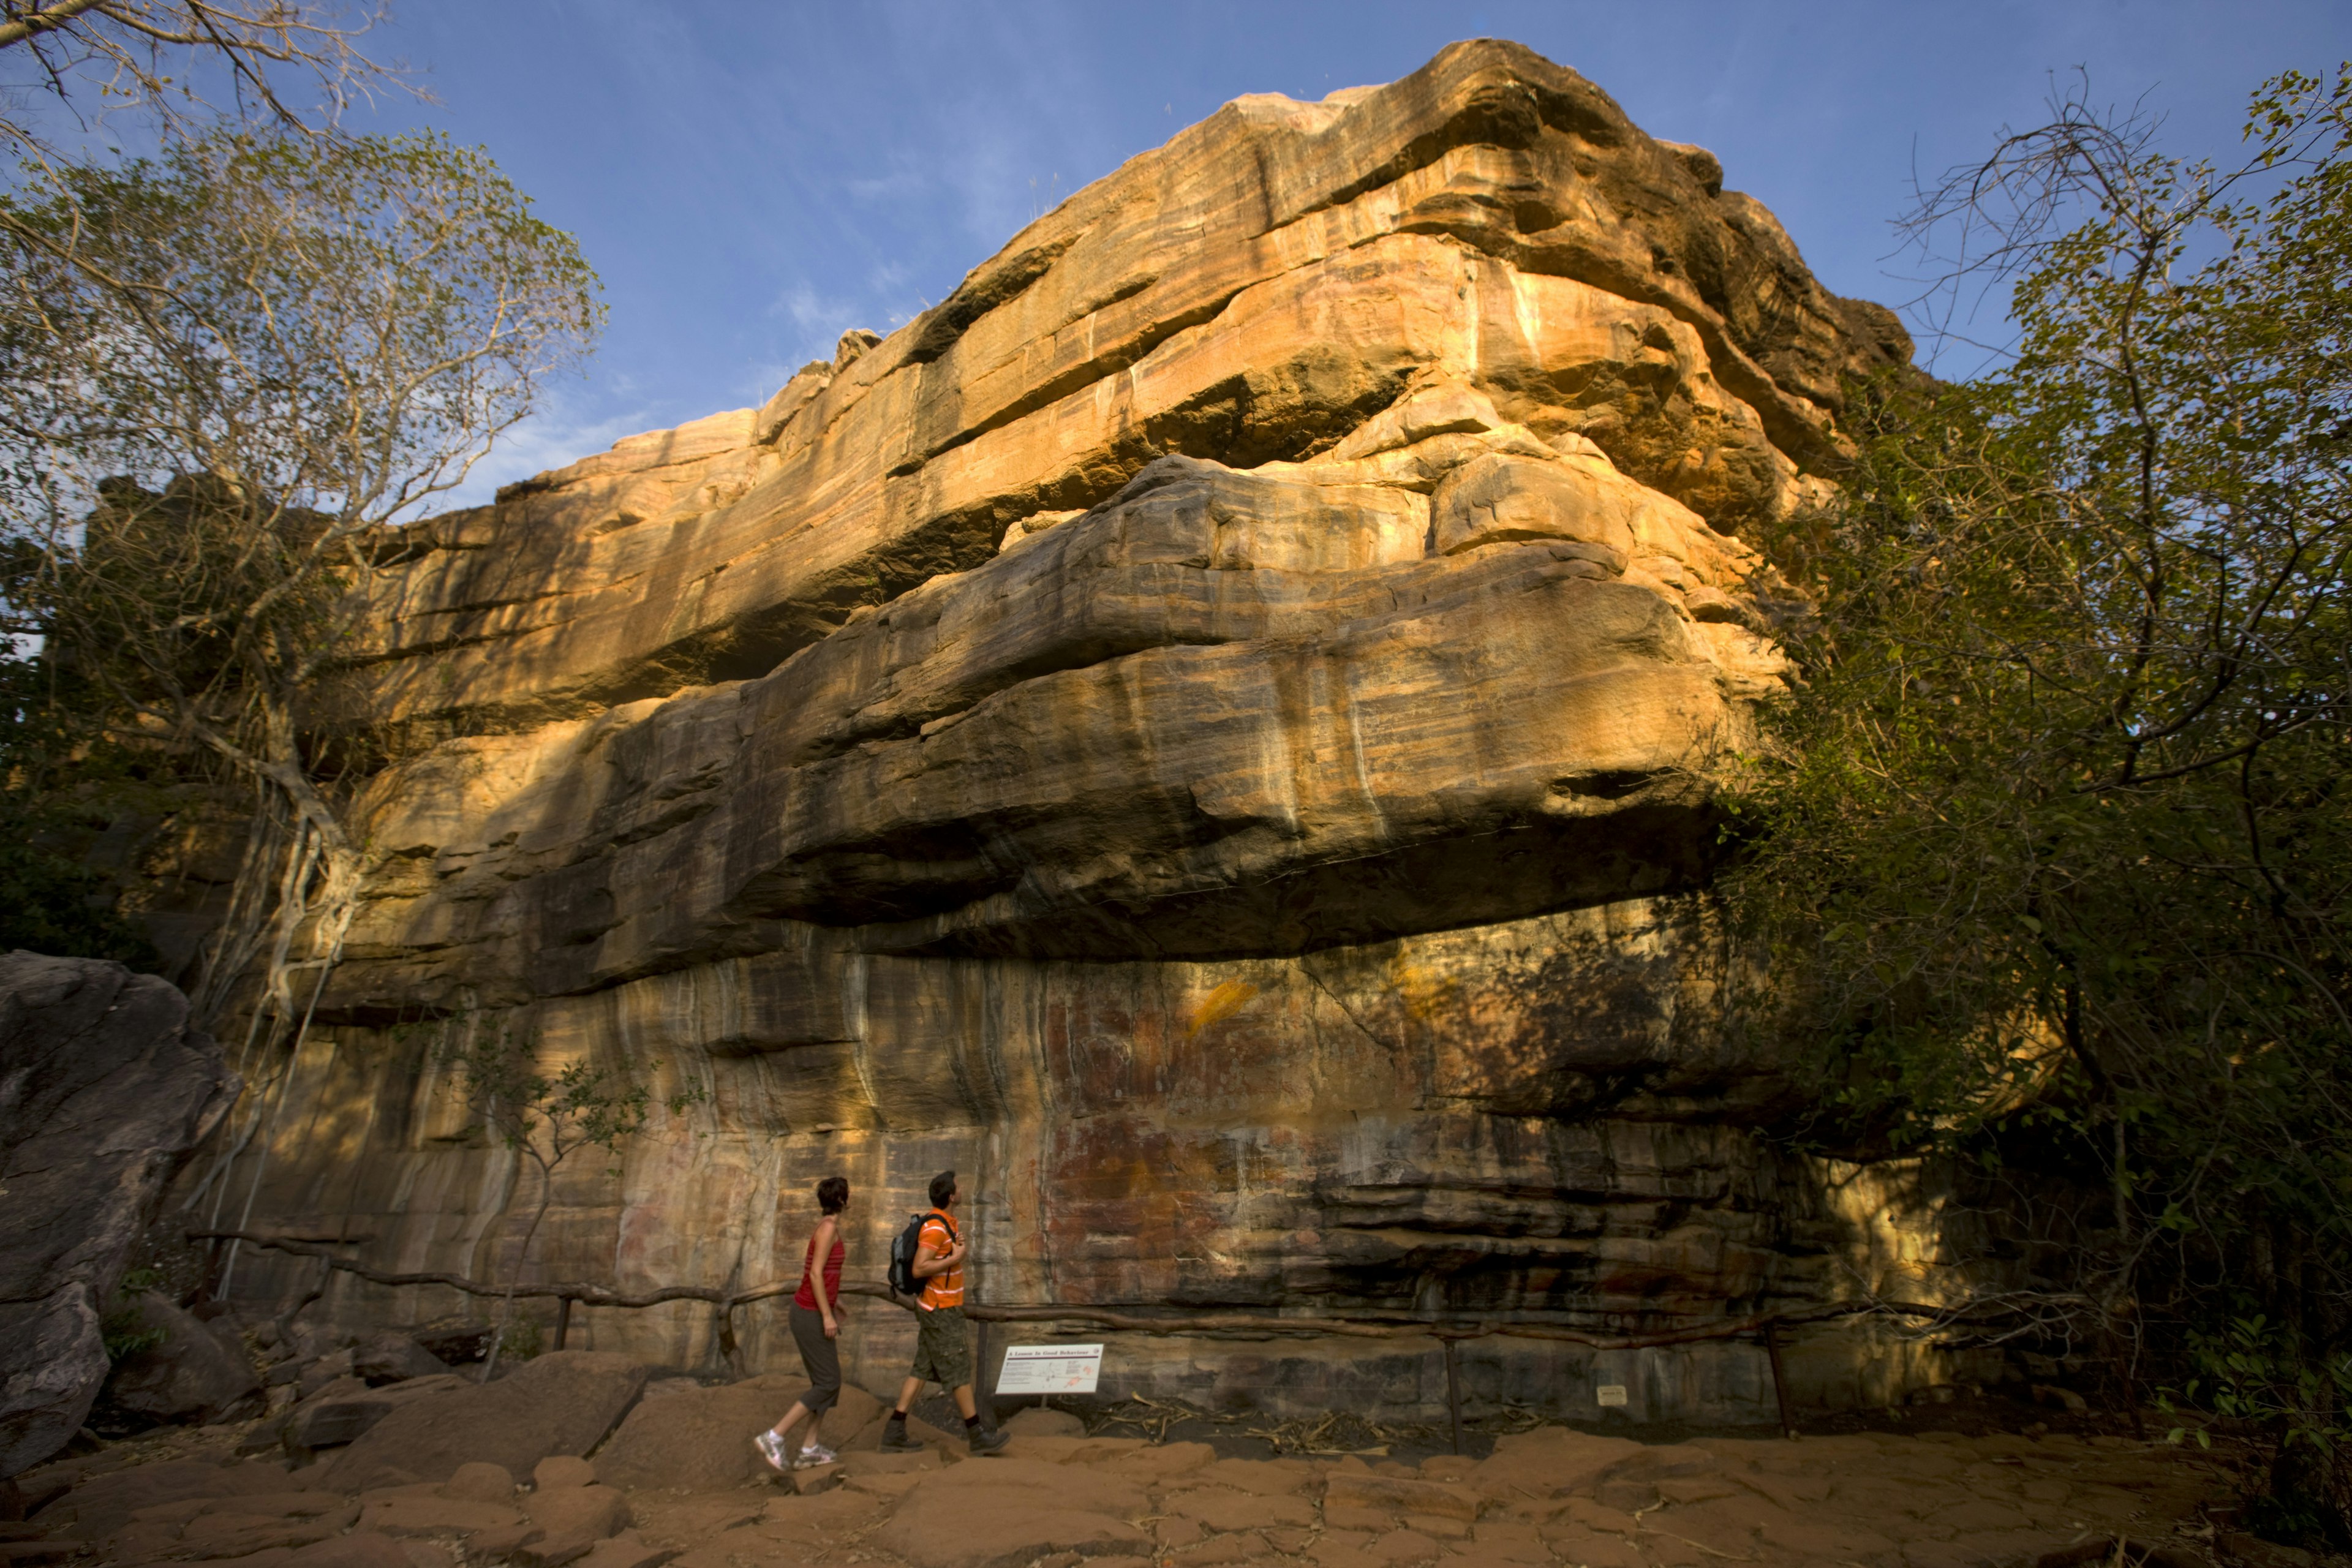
[{"xmin": 199, "ymin": 41, "xmax": 1970, "ymax": 1422}]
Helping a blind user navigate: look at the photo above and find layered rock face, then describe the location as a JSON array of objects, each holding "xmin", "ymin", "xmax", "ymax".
[{"xmin": 200, "ymin": 41, "xmax": 1962, "ymax": 1421}]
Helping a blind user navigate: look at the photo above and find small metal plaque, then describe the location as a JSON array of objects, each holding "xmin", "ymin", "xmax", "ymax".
[
  {"xmin": 997, "ymin": 1343, "xmax": 1103, "ymax": 1395},
  {"xmin": 1596, "ymin": 1384, "xmax": 1629, "ymax": 1408}
]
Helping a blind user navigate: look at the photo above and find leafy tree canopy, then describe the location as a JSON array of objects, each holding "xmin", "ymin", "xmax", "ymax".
[
  {"xmin": 0, "ymin": 126, "xmax": 598, "ymax": 1009},
  {"xmin": 1728, "ymin": 65, "xmax": 2352, "ymax": 1541}
]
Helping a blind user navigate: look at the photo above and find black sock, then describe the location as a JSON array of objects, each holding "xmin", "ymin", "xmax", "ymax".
[
  {"xmin": 886, "ymin": 1408, "xmax": 907, "ymax": 1423},
  {"xmin": 963, "ymin": 1414, "xmax": 981, "ymax": 1430}
]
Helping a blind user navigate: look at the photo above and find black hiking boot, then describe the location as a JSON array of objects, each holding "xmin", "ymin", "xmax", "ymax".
[
  {"xmin": 879, "ymin": 1419, "xmax": 923, "ymax": 1453},
  {"xmin": 968, "ymin": 1423, "xmax": 1009, "ymax": 1455}
]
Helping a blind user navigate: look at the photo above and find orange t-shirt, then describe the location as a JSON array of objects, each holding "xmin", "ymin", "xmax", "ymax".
[{"xmin": 917, "ymin": 1215, "xmax": 963, "ymax": 1310}]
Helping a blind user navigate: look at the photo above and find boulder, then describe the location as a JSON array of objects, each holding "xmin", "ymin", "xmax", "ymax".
[
  {"xmin": 530, "ymin": 1457, "xmax": 596, "ymax": 1491},
  {"xmin": 1000, "ymin": 1408, "xmax": 1084, "ymax": 1438},
  {"xmin": 300, "ymin": 1349, "xmax": 360, "ymax": 1398},
  {"xmin": 407, "ymin": 1325, "xmax": 492, "ymax": 1366},
  {"xmin": 570, "ymin": 1531, "xmax": 671, "ymax": 1568},
  {"xmin": 356, "ymin": 1493, "xmax": 527, "ymax": 1538},
  {"xmin": 353, "ymin": 1335, "xmax": 451, "ymax": 1386},
  {"xmin": 876, "ymin": 1458, "xmax": 1151, "ymax": 1568},
  {"xmin": 33, "ymin": 1457, "xmax": 292, "ymax": 1542},
  {"xmin": 519, "ymin": 1483, "xmax": 627, "ymax": 1540},
  {"xmin": 840, "ymin": 1409, "xmax": 961, "ymax": 1464},
  {"xmin": 1159, "ymin": 1487, "xmax": 1316, "ymax": 1531},
  {"xmin": 443, "ymin": 1462, "xmax": 516, "ymax": 1504},
  {"xmin": 0, "ymin": 954, "xmax": 235, "ymax": 1476},
  {"xmin": 466, "ymin": 1521, "xmax": 547, "ymax": 1560},
  {"xmin": 276, "ymin": 1373, "xmax": 470, "ymax": 1460},
  {"xmin": 177, "ymin": 1507, "xmax": 356, "ymax": 1558},
  {"xmin": 279, "ymin": 1532, "xmax": 417, "ymax": 1568},
  {"xmin": 323, "ymin": 1353, "xmax": 648, "ymax": 1490},
  {"xmin": 95, "ymin": 1291, "xmax": 262, "ymax": 1429},
  {"xmin": 513, "ymin": 1480, "xmax": 631, "ymax": 1568},
  {"xmin": 593, "ymin": 1378, "xmax": 877, "ymax": 1492}
]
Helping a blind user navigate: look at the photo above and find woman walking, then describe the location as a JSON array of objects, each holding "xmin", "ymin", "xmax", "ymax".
[{"xmin": 755, "ymin": 1175, "xmax": 850, "ymax": 1472}]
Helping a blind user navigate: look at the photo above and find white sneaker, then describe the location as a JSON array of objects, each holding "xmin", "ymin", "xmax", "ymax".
[
  {"xmin": 796, "ymin": 1441, "xmax": 837, "ymax": 1468},
  {"xmin": 754, "ymin": 1430, "xmax": 788, "ymax": 1474}
]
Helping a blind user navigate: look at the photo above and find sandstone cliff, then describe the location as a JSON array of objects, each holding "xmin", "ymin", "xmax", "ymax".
[{"xmin": 183, "ymin": 40, "xmax": 1967, "ymax": 1423}]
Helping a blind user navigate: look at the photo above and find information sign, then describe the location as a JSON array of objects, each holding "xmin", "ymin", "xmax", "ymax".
[{"xmin": 997, "ymin": 1343, "xmax": 1104, "ymax": 1395}]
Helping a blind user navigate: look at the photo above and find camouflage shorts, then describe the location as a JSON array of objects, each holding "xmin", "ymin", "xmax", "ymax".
[{"xmin": 910, "ymin": 1303, "xmax": 971, "ymax": 1389}]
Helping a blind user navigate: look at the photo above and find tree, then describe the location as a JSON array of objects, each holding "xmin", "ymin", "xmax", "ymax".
[
  {"xmin": 0, "ymin": 2, "xmax": 399, "ymax": 149},
  {"xmin": 438, "ymin": 1025, "xmax": 699, "ymax": 1382},
  {"xmin": 0, "ymin": 128, "xmax": 601, "ymax": 1273},
  {"xmin": 0, "ymin": 2, "xmax": 404, "ymax": 976},
  {"xmin": 1727, "ymin": 67, "xmax": 2352, "ymax": 1543},
  {"xmin": 0, "ymin": 128, "xmax": 600, "ymax": 1002}
]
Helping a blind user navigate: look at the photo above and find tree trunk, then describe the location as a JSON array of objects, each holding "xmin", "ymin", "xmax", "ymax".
[{"xmin": 480, "ymin": 1153, "xmax": 556, "ymax": 1384}]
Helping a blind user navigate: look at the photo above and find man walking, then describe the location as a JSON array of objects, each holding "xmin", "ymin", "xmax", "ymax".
[{"xmin": 882, "ymin": 1169, "xmax": 1009, "ymax": 1456}]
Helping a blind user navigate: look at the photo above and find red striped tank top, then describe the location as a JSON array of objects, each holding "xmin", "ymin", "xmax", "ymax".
[{"xmin": 793, "ymin": 1229, "xmax": 845, "ymax": 1310}]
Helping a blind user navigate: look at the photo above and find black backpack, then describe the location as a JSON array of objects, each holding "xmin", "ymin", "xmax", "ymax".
[{"xmin": 888, "ymin": 1210, "xmax": 957, "ymax": 1298}]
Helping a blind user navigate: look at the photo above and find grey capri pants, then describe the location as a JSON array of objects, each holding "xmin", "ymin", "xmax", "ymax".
[{"xmin": 789, "ymin": 1303, "xmax": 840, "ymax": 1415}]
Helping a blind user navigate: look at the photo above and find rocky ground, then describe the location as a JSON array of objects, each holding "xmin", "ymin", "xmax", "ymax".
[{"xmin": 1, "ymin": 1345, "xmax": 2322, "ymax": 1568}]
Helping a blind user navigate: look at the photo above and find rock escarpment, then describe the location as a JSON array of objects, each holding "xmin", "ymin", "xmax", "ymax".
[
  {"xmin": 187, "ymin": 42, "xmax": 1965, "ymax": 1420},
  {"xmin": 0, "ymin": 954, "xmax": 237, "ymax": 1475}
]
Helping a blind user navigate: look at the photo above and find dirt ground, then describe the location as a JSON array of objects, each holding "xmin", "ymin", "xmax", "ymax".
[{"xmin": 4, "ymin": 1389, "xmax": 2331, "ymax": 1568}]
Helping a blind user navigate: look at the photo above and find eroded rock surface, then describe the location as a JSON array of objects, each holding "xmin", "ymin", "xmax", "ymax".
[
  {"xmin": 0, "ymin": 954, "xmax": 236, "ymax": 1477},
  {"xmin": 165, "ymin": 43, "xmax": 1969, "ymax": 1419},
  {"xmin": 11, "ymin": 1417, "xmax": 2242, "ymax": 1568},
  {"xmin": 320, "ymin": 1352, "xmax": 647, "ymax": 1490},
  {"xmin": 323, "ymin": 40, "xmax": 1899, "ymax": 746}
]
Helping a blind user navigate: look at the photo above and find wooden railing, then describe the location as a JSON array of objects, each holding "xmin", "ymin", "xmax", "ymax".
[{"xmin": 190, "ymin": 1226, "xmax": 2065, "ymax": 1445}]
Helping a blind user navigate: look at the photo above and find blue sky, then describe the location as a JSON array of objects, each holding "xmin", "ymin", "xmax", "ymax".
[{"xmin": 355, "ymin": 1, "xmax": 2352, "ymax": 502}]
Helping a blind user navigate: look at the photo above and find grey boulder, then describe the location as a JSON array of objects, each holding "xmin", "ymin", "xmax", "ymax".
[
  {"xmin": 96, "ymin": 1293, "xmax": 262, "ymax": 1428},
  {"xmin": 351, "ymin": 1333, "xmax": 451, "ymax": 1385},
  {"xmin": 323, "ymin": 1351, "xmax": 649, "ymax": 1489},
  {"xmin": 0, "ymin": 953, "xmax": 236, "ymax": 1477}
]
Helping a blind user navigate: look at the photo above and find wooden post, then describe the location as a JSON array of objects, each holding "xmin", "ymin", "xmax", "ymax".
[
  {"xmin": 715, "ymin": 1302, "xmax": 739, "ymax": 1373},
  {"xmin": 552, "ymin": 1296, "xmax": 573, "ymax": 1351},
  {"xmin": 1443, "ymin": 1338, "xmax": 1464, "ymax": 1456},
  {"xmin": 196, "ymin": 1237, "xmax": 227, "ymax": 1306},
  {"xmin": 1763, "ymin": 1317, "xmax": 1797, "ymax": 1439},
  {"xmin": 975, "ymin": 1317, "xmax": 993, "ymax": 1429}
]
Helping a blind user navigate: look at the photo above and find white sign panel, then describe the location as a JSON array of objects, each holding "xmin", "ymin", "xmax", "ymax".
[
  {"xmin": 997, "ymin": 1343, "xmax": 1103, "ymax": 1395},
  {"xmin": 1595, "ymin": 1384, "xmax": 1629, "ymax": 1408}
]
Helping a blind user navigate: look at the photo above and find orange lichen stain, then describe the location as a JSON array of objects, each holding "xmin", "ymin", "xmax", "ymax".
[
  {"xmin": 1389, "ymin": 957, "xmax": 1463, "ymax": 1021},
  {"xmin": 1186, "ymin": 980, "xmax": 1259, "ymax": 1038}
]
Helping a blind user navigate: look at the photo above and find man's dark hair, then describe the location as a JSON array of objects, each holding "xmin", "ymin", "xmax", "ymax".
[
  {"xmin": 815, "ymin": 1175, "xmax": 850, "ymax": 1215},
  {"xmin": 928, "ymin": 1169, "xmax": 958, "ymax": 1208}
]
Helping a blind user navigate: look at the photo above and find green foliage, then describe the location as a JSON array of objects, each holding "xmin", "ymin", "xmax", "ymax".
[
  {"xmin": 0, "ymin": 124, "xmax": 600, "ymax": 1015},
  {"xmin": 0, "ymin": 127, "xmax": 601, "ymax": 753},
  {"xmin": 1727, "ymin": 65, "xmax": 2352, "ymax": 1540},
  {"xmin": 0, "ymin": 651, "xmax": 159, "ymax": 965},
  {"xmin": 2163, "ymin": 1312, "xmax": 2352, "ymax": 1543},
  {"xmin": 0, "ymin": 834, "xmax": 157, "ymax": 964},
  {"xmin": 437, "ymin": 1023, "xmax": 703, "ymax": 1379},
  {"xmin": 492, "ymin": 1314, "xmax": 544, "ymax": 1364},
  {"xmin": 99, "ymin": 1267, "xmax": 167, "ymax": 1362},
  {"xmin": 440, "ymin": 1025, "xmax": 698, "ymax": 1173},
  {"xmin": 2164, "ymin": 1313, "xmax": 2352, "ymax": 1452}
]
